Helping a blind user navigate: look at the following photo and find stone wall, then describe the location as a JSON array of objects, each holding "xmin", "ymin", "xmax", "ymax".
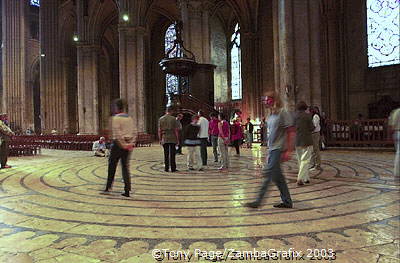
[
  {"xmin": 210, "ymin": 15, "xmax": 228, "ymax": 104},
  {"xmin": 345, "ymin": 0, "xmax": 400, "ymax": 119}
]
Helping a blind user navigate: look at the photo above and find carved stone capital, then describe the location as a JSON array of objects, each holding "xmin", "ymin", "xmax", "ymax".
[
  {"xmin": 179, "ymin": 0, "xmax": 212, "ymax": 13},
  {"xmin": 118, "ymin": 25, "xmax": 147, "ymax": 39}
]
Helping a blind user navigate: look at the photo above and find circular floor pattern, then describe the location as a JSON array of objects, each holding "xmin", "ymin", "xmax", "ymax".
[{"xmin": 0, "ymin": 147, "xmax": 398, "ymax": 263}]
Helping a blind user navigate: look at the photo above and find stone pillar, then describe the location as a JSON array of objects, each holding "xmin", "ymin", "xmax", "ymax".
[
  {"xmin": 1, "ymin": 0, "xmax": 27, "ymax": 130},
  {"xmin": 309, "ymin": 0, "xmax": 323, "ymax": 108},
  {"xmin": 190, "ymin": 64, "xmax": 215, "ymax": 106},
  {"xmin": 40, "ymin": 0, "xmax": 68, "ymax": 133},
  {"xmin": 241, "ymin": 32, "xmax": 261, "ymax": 119},
  {"xmin": 277, "ymin": 0, "xmax": 295, "ymax": 111},
  {"xmin": 119, "ymin": 26, "xmax": 146, "ymax": 134},
  {"xmin": 61, "ymin": 57, "xmax": 70, "ymax": 133},
  {"xmin": 320, "ymin": 0, "xmax": 348, "ymax": 119},
  {"xmin": 273, "ymin": 0, "xmax": 323, "ymax": 112},
  {"xmin": 77, "ymin": 45, "xmax": 100, "ymax": 134},
  {"xmin": 179, "ymin": 0, "xmax": 211, "ymax": 64}
]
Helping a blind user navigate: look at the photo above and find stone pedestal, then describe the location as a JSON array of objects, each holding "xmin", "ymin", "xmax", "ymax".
[{"xmin": 77, "ymin": 45, "xmax": 99, "ymax": 134}]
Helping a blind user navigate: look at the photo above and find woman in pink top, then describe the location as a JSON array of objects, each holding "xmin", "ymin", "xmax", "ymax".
[
  {"xmin": 217, "ymin": 113, "xmax": 230, "ymax": 170},
  {"xmin": 230, "ymin": 119, "xmax": 243, "ymax": 156}
]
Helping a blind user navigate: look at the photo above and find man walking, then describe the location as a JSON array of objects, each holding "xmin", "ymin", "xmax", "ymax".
[
  {"xmin": 197, "ymin": 110, "xmax": 209, "ymax": 166},
  {"xmin": 244, "ymin": 91, "xmax": 294, "ymax": 209},
  {"xmin": 159, "ymin": 107, "xmax": 180, "ymax": 172},
  {"xmin": 104, "ymin": 99, "xmax": 134, "ymax": 197}
]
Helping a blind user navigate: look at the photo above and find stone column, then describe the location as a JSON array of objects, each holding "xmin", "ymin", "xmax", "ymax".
[
  {"xmin": 1, "ymin": 0, "xmax": 27, "ymax": 130},
  {"xmin": 320, "ymin": 0, "xmax": 348, "ymax": 119},
  {"xmin": 40, "ymin": 0, "xmax": 68, "ymax": 133},
  {"xmin": 309, "ymin": 0, "xmax": 323, "ymax": 108},
  {"xmin": 273, "ymin": 0, "xmax": 323, "ymax": 112},
  {"xmin": 276, "ymin": 0, "xmax": 295, "ymax": 111},
  {"xmin": 241, "ymin": 32, "xmax": 261, "ymax": 119},
  {"xmin": 119, "ymin": 26, "xmax": 146, "ymax": 134},
  {"xmin": 179, "ymin": 0, "xmax": 211, "ymax": 64},
  {"xmin": 61, "ymin": 57, "xmax": 70, "ymax": 133},
  {"xmin": 77, "ymin": 45, "xmax": 100, "ymax": 134}
]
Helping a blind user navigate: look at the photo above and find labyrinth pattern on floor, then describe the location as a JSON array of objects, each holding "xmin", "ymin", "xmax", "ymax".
[{"xmin": 0, "ymin": 146, "xmax": 399, "ymax": 263}]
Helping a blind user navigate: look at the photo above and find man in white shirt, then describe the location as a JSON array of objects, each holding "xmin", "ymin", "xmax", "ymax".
[
  {"xmin": 103, "ymin": 99, "xmax": 135, "ymax": 197},
  {"xmin": 92, "ymin": 137, "xmax": 107, "ymax": 157},
  {"xmin": 197, "ymin": 110, "xmax": 209, "ymax": 166},
  {"xmin": 310, "ymin": 106, "xmax": 322, "ymax": 170}
]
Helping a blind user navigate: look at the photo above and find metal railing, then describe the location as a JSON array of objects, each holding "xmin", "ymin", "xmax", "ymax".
[{"xmin": 325, "ymin": 119, "xmax": 393, "ymax": 147}]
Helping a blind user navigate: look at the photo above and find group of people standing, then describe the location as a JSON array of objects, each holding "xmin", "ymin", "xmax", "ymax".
[
  {"xmin": 158, "ymin": 109, "xmax": 211, "ymax": 172},
  {"xmin": 158, "ymin": 108, "xmax": 259, "ymax": 173}
]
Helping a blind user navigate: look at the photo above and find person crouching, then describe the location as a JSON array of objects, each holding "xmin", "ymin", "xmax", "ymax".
[{"xmin": 93, "ymin": 137, "xmax": 108, "ymax": 157}]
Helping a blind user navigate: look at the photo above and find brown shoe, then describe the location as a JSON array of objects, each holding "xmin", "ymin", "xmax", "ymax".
[
  {"xmin": 1, "ymin": 165, "xmax": 12, "ymax": 169},
  {"xmin": 297, "ymin": 181, "xmax": 305, "ymax": 186}
]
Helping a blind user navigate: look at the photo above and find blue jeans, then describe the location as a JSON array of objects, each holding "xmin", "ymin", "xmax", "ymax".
[{"xmin": 256, "ymin": 149, "xmax": 293, "ymax": 206}]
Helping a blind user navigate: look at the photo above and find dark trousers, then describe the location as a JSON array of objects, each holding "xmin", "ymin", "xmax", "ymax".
[
  {"xmin": 106, "ymin": 142, "xmax": 131, "ymax": 193},
  {"xmin": 232, "ymin": 139, "xmax": 241, "ymax": 154},
  {"xmin": 163, "ymin": 143, "xmax": 177, "ymax": 171},
  {"xmin": 199, "ymin": 138, "xmax": 208, "ymax": 165},
  {"xmin": 0, "ymin": 140, "xmax": 9, "ymax": 167},
  {"xmin": 256, "ymin": 149, "xmax": 292, "ymax": 206}
]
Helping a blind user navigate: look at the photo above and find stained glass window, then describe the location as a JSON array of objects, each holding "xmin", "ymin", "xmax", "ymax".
[
  {"xmin": 231, "ymin": 23, "xmax": 242, "ymax": 100},
  {"xmin": 367, "ymin": 0, "xmax": 400, "ymax": 67},
  {"xmin": 165, "ymin": 24, "xmax": 179, "ymax": 95},
  {"xmin": 30, "ymin": 0, "xmax": 40, "ymax": 7}
]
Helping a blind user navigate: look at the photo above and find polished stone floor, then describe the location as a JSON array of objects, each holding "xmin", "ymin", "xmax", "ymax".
[{"xmin": 0, "ymin": 146, "xmax": 398, "ymax": 263}]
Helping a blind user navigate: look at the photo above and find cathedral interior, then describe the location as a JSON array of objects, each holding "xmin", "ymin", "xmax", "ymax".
[{"xmin": 0, "ymin": 0, "xmax": 399, "ymax": 262}]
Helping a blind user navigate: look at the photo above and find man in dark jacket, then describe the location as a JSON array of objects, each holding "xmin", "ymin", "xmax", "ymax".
[
  {"xmin": 0, "ymin": 114, "xmax": 14, "ymax": 169},
  {"xmin": 294, "ymin": 101, "xmax": 314, "ymax": 185}
]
